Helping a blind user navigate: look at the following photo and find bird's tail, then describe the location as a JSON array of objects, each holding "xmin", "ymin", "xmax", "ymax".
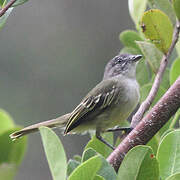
[{"xmin": 10, "ymin": 113, "xmax": 70, "ymax": 140}]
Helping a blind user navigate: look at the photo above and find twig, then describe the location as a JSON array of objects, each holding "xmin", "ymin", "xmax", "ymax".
[
  {"xmin": 0, "ymin": 0, "xmax": 17, "ymax": 17},
  {"xmin": 131, "ymin": 20, "xmax": 180, "ymax": 128},
  {"xmin": 107, "ymin": 77, "xmax": 180, "ymax": 171}
]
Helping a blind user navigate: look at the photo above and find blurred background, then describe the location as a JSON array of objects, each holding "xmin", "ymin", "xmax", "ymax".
[{"xmin": 0, "ymin": 0, "xmax": 133, "ymax": 179}]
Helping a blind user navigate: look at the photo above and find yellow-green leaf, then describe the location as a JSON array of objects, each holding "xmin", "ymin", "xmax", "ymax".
[
  {"xmin": 141, "ymin": 9, "xmax": 173, "ymax": 54},
  {"xmin": 173, "ymin": 0, "xmax": 180, "ymax": 20}
]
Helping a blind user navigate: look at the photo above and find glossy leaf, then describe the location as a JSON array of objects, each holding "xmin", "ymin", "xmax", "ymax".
[
  {"xmin": 166, "ymin": 173, "xmax": 180, "ymax": 180},
  {"xmin": 147, "ymin": 135, "xmax": 159, "ymax": 154},
  {"xmin": 0, "ymin": 127, "xmax": 27, "ymax": 165},
  {"xmin": 140, "ymin": 83, "xmax": 166, "ymax": 106},
  {"xmin": 173, "ymin": 0, "xmax": 180, "ymax": 20},
  {"xmin": 157, "ymin": 130, "xmax": 180, "ymax": 179},
  {"xmin": 0, "ymin": 8, "xmax": 13, "ymax": 30},
  {"xmin": 82, "ymin": 148, "xmax": 97, "ymax": 162},
  {"xmin": 97, "ymin": 155, "xmax": 117, "ymax": 180},
  {"xmin": 151, "ymin": 68, "xmax": 170, "ymax": 90},
  {"xmin": 148, "ymin": 0, "xmax": 176, "ymax": 24},
  {"xmin": 93, "ymin": 175, "xmax": 105, "ymax": 180},
  {"xmin": 0, "ymin": 163, "xmax": 17, "ymax": 180},
  {"xmin": 117, "ymin": 145, "xmax": 159, "ymax": 180},
  {"xmin": 136, "ymin": 57, "xmax": 150, "ymax": 86},
  {"xmin": 68, "ymin": 155, "xmax": 102, "ymax": 180},
  {"xmin": 136, "ymin": 41, "xmax": 163, "ymax": 72},
  {"xmin": 119, "ymin": 30, "xmax": 143, "ymax": 52},
  {"xmin": 128, "ymin": 0, "xmax": 147, "ymax": 27},
  {"xmin": 67, "ymin": 159, "xmax": 80, "ymax": 177},
  {"xmin": 40, "ymin": 127, "xmax": 67, "ymax": 180},
  {"xmin": 0, "ymin": 109, "xmax": 14, "ymax": 135},
  {"xmin": 85, "ymin": 133, "xmax": 113, "ymax": 158},
  {"xmin": 170, "ymin": 58, "xmax": 180, "ymax": 85},
  {"xmin": 141, "ymin": 9, "xmax": 173, "ymax": 54}
]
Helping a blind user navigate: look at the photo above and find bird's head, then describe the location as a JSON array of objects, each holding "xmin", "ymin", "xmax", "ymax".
[{"xmin": 103, "ymin": 54, "xmax": 142, "ymax": 79}]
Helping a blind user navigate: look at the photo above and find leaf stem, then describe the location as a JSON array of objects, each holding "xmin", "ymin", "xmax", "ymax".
[{"xmin": 0, "ymin": 0, "xmax": 17, "ymax": 17}]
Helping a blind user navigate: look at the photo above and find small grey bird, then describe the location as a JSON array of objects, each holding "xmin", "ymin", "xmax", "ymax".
[{"xmin": 10, "ymin": 54, "xmax": 142, "ymax": 149}]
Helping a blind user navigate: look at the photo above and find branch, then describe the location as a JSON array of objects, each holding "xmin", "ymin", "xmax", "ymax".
[
  {"xmin": 0, "ymin": 0, "xmax": 17, "ymax": 17},
  {"xmin": 131, "ymin": 20, "xmax": 180, "ymax": 128},
  {"xmin": 107, "ymin": 77, "xmax": 180, "ymax": 172}
]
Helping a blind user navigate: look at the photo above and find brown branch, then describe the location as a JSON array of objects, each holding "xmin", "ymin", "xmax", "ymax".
[
  {"xmin": 107, "ymin": 77, "xmax": 180, "ymax": 172},
  {"xmin": 131, "ymin": 20, "xmax": 180, "ymax": 128},
  {"xmin": 0, "ymin": 0, "xmax": 17, "ymax": 17}
]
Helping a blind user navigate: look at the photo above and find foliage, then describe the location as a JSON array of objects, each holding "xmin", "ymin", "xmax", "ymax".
[
  {"xmin": 0, "ymin": 110, "xmax": 27, "ymax": 180},
  {"xmin": 1, "ymin": 0, "xmax": 180, "ymax": 179}
]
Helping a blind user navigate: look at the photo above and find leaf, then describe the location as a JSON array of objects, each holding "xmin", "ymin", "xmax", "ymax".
[
  {"xmin": 147, "ymin": 135, "xmax": 159, "ymax": 154},
  {"xmin": 136, "ymin": 57, "xmax": 150, "ymax": 86},
  {"xmin": 40, "ymin": 127, "xmax": 67, "ymax": 180},
  {"xmin": 82, "ymin": 148, "xmax": 117, "ymax": 180},
  {"xmin": 140, "ymin": 83, "xmax": 166, "ymax": 106},
  {"xmin": 119, "ymin": 30, "xmax": 143, "ymax": 52},
  {"xmin": 136, "ymin": 41, "xmax": 163, "ymax": 72},
  {"xmin": 120, "ymin": 47, "xmax": 140, "ymax": 55},
  {"xmin": 67, "ymin": 159, "xmax": 80, "ymax": 177},
  {"xmin": 0, "ymin": 8, "xmax": 13, "ymax": 30},
  {"xmin": 141, "ymin": 9, "xmax": 173, "ymax": 54},
  {"xmin": 151, "ymin": 68, "xmax": 170, "ymax": 90},
  {"xmin": 85, "ymin": 133, "xmax": 113, "ymax": 158},
  {"xmin": 148, "ymin": 0, "xmax": 176, "ymax": 24},
  {"xmin": 117, "ymin": 145, "xmax": 159, "ymax": 180},
  {"xmin": 0, "ymin": 127, "xmax": 27, "ymax": 165},
  {"xmin": 82, "ymin": 148, "xmax": 97, "ymax": 162},
  {"xmin": 157, "ymin": 130, "xmax": 180, "ymax": 179},
  {"xmin": 166, "ymin": 173, "xmax": 180, "ymax": 180},
  {"xmin": 68, "ymin": 155, "xmax": 102, "ymax": 180},
  {"xmin": 176, "ymin": 39, "xmax": 180, "ymax": 56},
  {"xmin": 93, "ymin": 175, "xmax": 105, "ymax": 180},
  {"xmin": 128, "ymin": 0, "xmax": 147, "ymax": 28},
  {"xmin": 172, "ymin": 0, "xmax": 180, "ymax": 20},
  {"xmin": 0, "ymin": 109, "xmax": 14, "ymax": 135},
  {"xmin": 97, "ymin": 155, "xmax": 117, "ymax": 180},
  {"xmin": 170, "ymin": 58, "xmax": 180, "ymax": 85},
  {"xmin": 0, "ymin": 163, "xmax": 17, "ymax": 180},
  {"xmin": 73, "ymin": 155, "xmax": 81, "ymax": 162}
]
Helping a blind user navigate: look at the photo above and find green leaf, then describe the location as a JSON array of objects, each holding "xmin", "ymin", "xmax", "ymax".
[
  {"xmin": 136, "ymin": 41, "xmax": 163, "ymax": 72},
  {"xmin": 120, "ymin": 47, "xmax": 140, "ymax": 55},
  {"xmin": 117, "ymin": 145, "xmax": 159, "ymax": 180},
  {"xmin": 119, "ymin": 30, "xmax": 143, "ymax": 52},
  {"xmin": 170, "ymin": 58, "xmax": 180, "ymax": 85},
  {"xmin": 128, "ymin": 0, "xmax": 147, "ymax": 28},
  {"xmin": 97, "ymin": 155, "xmax": 117, "ymax": 180},
  {"xmin": 151, "ymin": 68, "xmax": 170, "ymax": 90},
  {"xmin": 40, "ymin": 127, "xmax": 67, "ymax": 180},
  {"xmin": 0, "ymin": 109, "xmax": 14, "ymax": 135},
  {"xmin": 148, "ymin": 0, "xmax": 176, "ymax": 24},
  {"xmin": 147, "ymin": 135, "xmax": 159, "ymax": 154},
  {"xmin": 0, "ymin": 0, "xmax": 28, "ymax": 7},
  {"xmin": 85, "ymin": 133, "xmax": 113, "ymax": 158},
  {"xmin": 136, "ymin": 57, "xmax": 150, "ymax": 86},
  {"xmin": 0, "ymin": 127, "xmax": 27, "ymax": 165},
  {"xmin": 172, "ymin": 0, "xmax": 180, "ymax": 20},
  {"xmin": 0, "ymin": 163, "xmax": 17, "ymax": 180},
  {"xmin": 157, "ymin": 130, "xmax": 180, "ymax": 179},
  {"xmin": 67, "ymin": 159, "xmax": 80, "ymax": 177},
  {"xmin": 68, "ymin": 155, "xmax": 102, "ymax": 180},
  {"xmin": 93, "ymin": 175, "xmax": 105, "ymax": 180},
  {"xmin": 0, "ymin": 8, "xmax": 13, "ymax": 30},
  {"xmin": 82, "ymin": 148, "xmax": 97, "ymax": 162},
  {"xmin": 73, "ymin": 155, "xmax": 81, "ymax": 162},
  {"xmin": 166, "ymin": 173, "xmax": 180, "ymax": 180},
  {"xmin": 140, "ymin": 83, "xmax": 166, "ymax": 106},
  {"xmin": 141, "ymin": 9, "xmax": 173, "ymax": 54},
  {"xmin": 176, "ymin": 39, "xmax": 180, "ymax": 56}
]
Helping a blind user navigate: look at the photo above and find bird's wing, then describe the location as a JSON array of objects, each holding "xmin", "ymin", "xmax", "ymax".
[{"xmin": 64, "ymin": 79, "xmax": 120, "ymax": 133}]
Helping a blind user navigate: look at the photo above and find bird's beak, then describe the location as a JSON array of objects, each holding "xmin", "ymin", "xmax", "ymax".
[{"xmin": 131, "ymin": 54, "xmax": 142, "ymax": 62}]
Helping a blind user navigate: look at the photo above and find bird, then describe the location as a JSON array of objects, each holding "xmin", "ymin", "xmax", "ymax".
[{"xmin": 10, "ymin": 54, "xmax": 142, "ymax": 150}]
